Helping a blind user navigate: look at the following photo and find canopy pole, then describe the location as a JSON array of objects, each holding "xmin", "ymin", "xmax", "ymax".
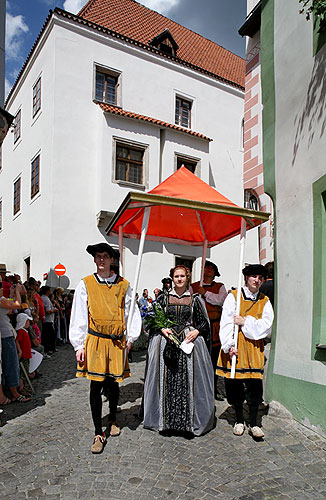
[
  {"xmin": 127, "ymin": 207, "xmax": 151, "ymax": 337},
  {"xmin": 231, "ymin": 218, "xmax": 247, "ymax": 379},
  {"xmin": 200, "ymin": 239, "xmax": 208, "ymax": 286},
  {"xmin": 119, "ymin": 226, "xmax": 124, "ymax": 276}
]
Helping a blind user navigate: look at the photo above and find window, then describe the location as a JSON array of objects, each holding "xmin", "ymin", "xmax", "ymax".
[
  {"xmin": 33, "ymin": 77, "xmax": 41, "ymax": 117},
  {"xmin": 13, "ymin": 177, "xmax": 21, "ymax": 215},
  {"xmin": 14, "ymin": 109, "xmax": 21, "ymax": 143},
  {"xmin": 241, "ymin": 117, "xmax": 245, "ymax": 150},
  {"xmin": 24, "ymin": 257, "xmax": 30, "ymax": 281},
  {"xmin": 31, "ymin": 155, "xmax": 40, "ymax": 199},
  {"xmin": 115, "ymin": 143, "xmax": 144, "ymax": 185},
  {"xmin": 0, "ymin": 199, "xmax": 2, "ymax": 231},
  {"xmin": 175, "ymin": 97, "xmax": 191, "ymax": 128},
  {"xmin": 312, "ymin": 175, "xmax": 326, "ymax": 361},
  {"xmin": 175, "ymin": 255, "xmax": 195, "ymax": 273},
  {"xmin": 177, "ymin": 156, "xmax": 197, "ymax": 174},
  {"xmin": 149, "ymin": 29, "xmax": 179, "ymax": 57},
  {"xmin": 95, "ymin": 70, "xmax": 117, "ymax": 105},
  {"xmin": 244, "ymin": 189, "xmax": 260, "ymax": 211}
]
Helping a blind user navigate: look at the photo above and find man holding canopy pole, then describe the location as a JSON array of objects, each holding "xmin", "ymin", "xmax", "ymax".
[
  {"xmin": 216, "ymin": 264, "xmax": 274, "ymax": 438},
  {"xmin": 69, "ymin": 242, "xmax": 141, "ymax": 454}
]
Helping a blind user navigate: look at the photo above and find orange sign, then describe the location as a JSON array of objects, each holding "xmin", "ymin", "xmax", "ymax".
[{"xmin": 54, "ymin": 263, "xmax": 66, "ymax": 276}]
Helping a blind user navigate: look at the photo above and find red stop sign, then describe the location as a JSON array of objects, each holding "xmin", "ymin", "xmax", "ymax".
[{"xmin": 54, "ymin": 263, "xmax": 66, "ymax": 276}]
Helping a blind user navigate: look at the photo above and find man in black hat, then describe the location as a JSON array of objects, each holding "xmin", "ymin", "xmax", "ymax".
[
  {"xmin": 190, "ymin": 261, "xmax": 227, "ymax": 400},
  {"xmin": 69, "ymin": 242, "xmax": 141, "ymax": 454},
  {"xmin": 161, "ymin": 277, "xmax": 172, "ymax": 292},
  {"xmin": 216, "ymin": 264, "xmax": 274, "ymax": 439}
]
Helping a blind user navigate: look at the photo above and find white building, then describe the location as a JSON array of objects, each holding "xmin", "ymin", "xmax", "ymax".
[{"xmin": 0, "ymin": 0, "xmax": 257, "ymax": 292}]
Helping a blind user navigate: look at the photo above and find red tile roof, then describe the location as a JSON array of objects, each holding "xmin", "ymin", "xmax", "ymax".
[
  {"xmin": 79, "ymin": 0, "xmax": 245, "ymax": 89},
  {"xmin": 98, "ymin": 102, "xmax": 212, "ymax": 141}
]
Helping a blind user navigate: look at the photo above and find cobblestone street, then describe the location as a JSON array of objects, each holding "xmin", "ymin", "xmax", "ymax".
[{"xmin": 0, "ymin": 344, "xmax": 325, "ymax": 500}]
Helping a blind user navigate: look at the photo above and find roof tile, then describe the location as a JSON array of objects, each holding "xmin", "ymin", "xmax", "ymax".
[
  {"xmin": 79, "ymin": 0, "xmax": 245, "ymax": 88},
  {"xmin": 98, "ymin": 102, "xmax": 212, "ymax": 141}
]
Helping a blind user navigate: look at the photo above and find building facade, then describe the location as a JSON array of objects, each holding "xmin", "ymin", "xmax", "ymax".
[
  {"xmin": 258, "ymin": 0, "xmax": 326, "ymax": 435},
  {"xmin": 240, "ymin": 0, "xmax": 274, "ymax": 264},
  {"xmin": 0, "ymin": 0, "xmax": 256, "ymax": 293}
]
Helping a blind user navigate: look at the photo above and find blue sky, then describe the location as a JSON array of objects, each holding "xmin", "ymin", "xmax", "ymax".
[{"xmin": 5, "ymin": 0, "xmax": 246, "ymax": 98}]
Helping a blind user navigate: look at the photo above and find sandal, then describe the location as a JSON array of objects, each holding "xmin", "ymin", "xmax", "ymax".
[
  {"xmin": 13, "ymin": 395, "xmax": 31, "ymax": 403},
  {"xmin": 19, "ymin": 388, "xmax": 32, "ymax": 397},
  {"xmin": 0, "ymin": 397, "xmax": 12, "ymax": 406}
]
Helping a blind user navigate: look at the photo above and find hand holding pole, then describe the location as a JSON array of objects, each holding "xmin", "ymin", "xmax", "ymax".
[{"xmin": 231, "ymin": 218, "xmax": 246, "ymax": 378}]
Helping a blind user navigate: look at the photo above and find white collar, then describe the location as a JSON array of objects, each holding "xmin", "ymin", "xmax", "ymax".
[
  {"xmin": 243, "ymin": 285, "xmax": 259, "ymax": 300},
  {"xmin": 170, "ymin": 288, "xmax": 190, "ymax": 298},
  {"xmin": 96, "ymin": 273, "xmax": 117, "ymax": 283}
]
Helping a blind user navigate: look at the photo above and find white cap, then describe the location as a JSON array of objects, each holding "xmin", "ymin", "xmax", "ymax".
[{"xmin": 15, "ymin": 312, "xmax": 33, "ymax": 330}]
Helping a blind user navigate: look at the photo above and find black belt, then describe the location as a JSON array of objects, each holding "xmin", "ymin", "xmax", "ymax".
[{"xmin": 88, "ymin": 328, "xmax": 124, "ymax": 340}]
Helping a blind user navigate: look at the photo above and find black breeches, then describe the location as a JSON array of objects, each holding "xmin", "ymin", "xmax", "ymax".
[
  {"xmin": 225, "ymin": 378, "xmax": 263, "ymax": 426},
  {"xmin": 89, "ymin": 377, "xmax": 120, "ymax": 435},
  {"xmin": 211, "ymin": 345, "xmax": 220, "ymax": 371}
]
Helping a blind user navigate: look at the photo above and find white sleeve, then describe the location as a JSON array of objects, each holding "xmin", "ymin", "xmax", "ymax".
[
  {"xmin": 204, "ymin": 284, "xmax": 228, "ymax": 306},
  {"xmin": 69, "ymin": 280, "xmax": 89, "ymax": 351},
  {"xmin": 124, "ymin": 286, "xmax": 142, "ymax": 343},
  {"xmin": 219, "ymin": 293, "xmax": 236, "ymax": 353},
  {"xmin": 242, "ymin": 299, "xmax": 274, "ymax": 340}
]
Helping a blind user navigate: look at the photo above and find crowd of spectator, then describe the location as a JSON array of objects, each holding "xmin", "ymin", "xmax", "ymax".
[{"xmin": 0, "ymin": 264, "xmax": 74, "ymax": 406}]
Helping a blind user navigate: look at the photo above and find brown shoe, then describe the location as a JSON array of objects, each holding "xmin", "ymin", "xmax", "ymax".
[
  {"xmin": 91, "ymin": 434, "xmax": 106, "ymax": 454},
  {"xmin": 109, "ymin": 421, "xmax": 121, "ymax": 437}
]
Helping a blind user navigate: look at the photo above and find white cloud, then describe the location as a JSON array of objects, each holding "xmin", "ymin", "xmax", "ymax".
[
  {"xmin": 5, "ymin": 78, "xmax": 12, "ymax": 99},
  {"xmin": 6, "ymin": 12, "xmax": 29, "ymax": 61},
  {"xmin": 140, "ymin": 0, "xmax": 180, "ymax": 15},
  {"xmin": 63, "ymin": 0, "xmax": 86, "ymax": 14}
]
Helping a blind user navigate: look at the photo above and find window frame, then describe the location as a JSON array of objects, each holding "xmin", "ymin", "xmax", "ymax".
[
  {"xmin": 0, "ymin": 198, "xmax": 2, "ymax": 231},
  {"xmin": 115, "ymin": 143, "xmax": 144, "ymax": 186},
  {"xmin": 244, "ymin": 188, "xmax": 260, "ymax": 211},
  {"xmin": 175, "ymin": 153, "xmax": 200, "ymax": 176},
  {"xmin": 175, "ymin": 96, "xmax": 192, "ymax": 128},
  {"xmin": 112, "ymin": 137, "xmax": 149, "ymax": 189},
  {"xmin": 32, "ymin": 77, "xmax": 41, "ymax": 118},
  {"xmin": 13, "ymin": 176, "xmax": 21, "ymax": 216},
  {"xmin": 31, "ymin": 154, "xmax": 40, "ymax": 199},
  {"xmin": 312, "ymin": 174, "xmax": 326, "ymax": 361},
  {"xmin": 93, "ymin": 64, "xmax": 121, "ymax": 107},
  {"xmin": 14, "ymin": 109, "xmax": 21, "ymax": 144},
  {"xmin": 174, "ymin": 255, "xmax": 195, "ymax": 274}
]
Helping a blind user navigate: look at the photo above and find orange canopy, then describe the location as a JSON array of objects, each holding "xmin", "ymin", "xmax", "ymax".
[{"xmin": 106, "ymin": 167, "xmax": 269, "ymax": 246}]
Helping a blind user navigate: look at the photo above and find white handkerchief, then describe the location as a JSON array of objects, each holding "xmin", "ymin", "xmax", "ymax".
[{"xmin": 180, "ymin": 340, "xmax": 194, "ymax": 355}]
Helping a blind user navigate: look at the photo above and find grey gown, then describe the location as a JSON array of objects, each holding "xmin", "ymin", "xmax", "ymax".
[{"xmin": 143, "ymin": 291, "xmax": 215, "ymax": 436}]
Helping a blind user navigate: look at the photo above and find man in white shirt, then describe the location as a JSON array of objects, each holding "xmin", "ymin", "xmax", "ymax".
[
  {"xmin": 69, "ymin": 242, "xmax": 141, "ymax": 454},
  {"xmin": 216, "ymin": 264, "xmax": 274, "ymax": 439}
]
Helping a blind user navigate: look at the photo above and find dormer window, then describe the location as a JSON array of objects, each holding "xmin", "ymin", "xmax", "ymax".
[{"xmin": 149, "ymin": 29, "xmax": 179, "ymax": 57}]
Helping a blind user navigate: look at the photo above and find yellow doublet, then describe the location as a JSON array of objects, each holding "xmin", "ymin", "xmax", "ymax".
[
  {"xmin": 76, "ymin": 274, "xmax": 130, "ymax": 382},
  {"xmin": 216, "ymin": 289, "xmax": 269, "ymax": 380}
]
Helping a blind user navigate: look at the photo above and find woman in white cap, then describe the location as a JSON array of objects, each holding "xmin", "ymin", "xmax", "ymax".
[{"xmin": 16, "ymin": 312, "xmax": 34, "ymax": 396}]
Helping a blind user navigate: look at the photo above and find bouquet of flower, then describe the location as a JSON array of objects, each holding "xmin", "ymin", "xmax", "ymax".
[{"xmin": 144, "ymin": 304, "xmax": 181, "ymax": 348}]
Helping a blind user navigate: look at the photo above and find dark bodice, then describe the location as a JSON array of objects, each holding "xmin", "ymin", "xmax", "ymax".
[{"xmin": 154, "ymin": 292, "xmax": 210, "ymax": 347}]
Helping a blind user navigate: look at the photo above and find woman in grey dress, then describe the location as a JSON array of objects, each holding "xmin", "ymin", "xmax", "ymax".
[{"xmin": 143, "ymin": 265, "xmax": 215, "ymax": 436}]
